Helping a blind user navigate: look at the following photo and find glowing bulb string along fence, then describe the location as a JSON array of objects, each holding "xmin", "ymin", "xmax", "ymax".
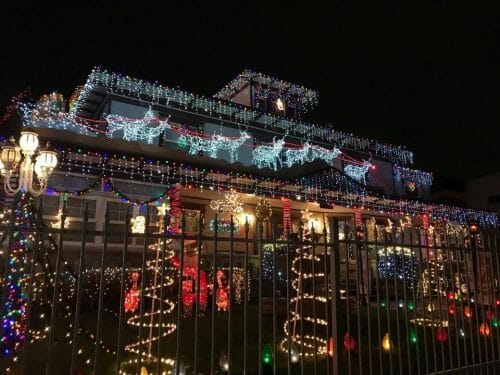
[
  {"xmin": 1, "ymin": 205, "xmax": 500, "ymax": 374},
  {"xmin": 42, "ymin": 147, "xmax": 499, "ymax": 226}
]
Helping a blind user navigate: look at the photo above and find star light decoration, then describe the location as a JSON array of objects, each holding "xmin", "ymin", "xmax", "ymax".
[
  {"xmin": 106, "ymin": 107, "xmax": 171, "ymax": 144},
  {"xmin": 156, "ymin": 202, "xmax": 170, "ymax": 217},
  {"xmin": 210, "ymin": 190, "xmax": 243, "ymax": 216}
]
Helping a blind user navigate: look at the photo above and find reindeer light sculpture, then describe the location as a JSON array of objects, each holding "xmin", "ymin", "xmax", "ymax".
[
  {"xmin": 106, "ymin": 108, "xmax": 170, "ymax": 144},
  {"xmin": 284, "ymin": 142, "xmax": 311, "ymax": 168},
  {"xmin": 344, "ymin": 159, "xmax": 373, "ymax": 184},
  {"xmin": 252, "ymin": 137, "xmax": 285, "ymax": 171}
]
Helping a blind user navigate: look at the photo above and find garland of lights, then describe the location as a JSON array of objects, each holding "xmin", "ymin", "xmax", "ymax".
[
  {"xmin": 376, "ymin": 247, "xmax": 419, "ymax": 290},
  {"xmin": 213, "ymin": 70, "xmax": 320, "ymax": 113},
  {"xmin": 1, "ymin": 88, "xmax": 31, "ymax": 124},
  {"xmin": 46, "ymin": 178, "xmax": 101, "ymax": 197},
  {"xmin": 105, "ymin": 178, "xmax": 171, "ymax": 206},
  {"xmin": 1, "ymin": 192, "xmax": 36, "ymax": 357},
  {"xmin": 62, "ymin": 67, "xmax": 414, "ymax": 165},
  {"xmin": 48, "ymin": 147, "xmax": 499, "ymax": 226},
  {"xmin": 393, "ymin": 165, "xmax": 433, "ymax": 197}
]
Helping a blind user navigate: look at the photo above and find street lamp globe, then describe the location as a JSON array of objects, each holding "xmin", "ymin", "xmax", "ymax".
[
  {"xmin": 0, "ymin": 130, "xmax": 57, "ymax": 196},
  {"xmin": 35, "ymin": 149, "xmax": 58, "ymax": 179},
  {"xmin": 19, "ymin": 131, "xmax": 39, "ymax": 154},
  {"xmin": 0, "ymin": 144, "xmax": 22, "ymax": 171}
]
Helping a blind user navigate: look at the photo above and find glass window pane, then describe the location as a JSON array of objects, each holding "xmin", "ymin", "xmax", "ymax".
[
  {"xmin": 107, "ymin": 223, "xmax": 126, "ymax": 243},
  {"xmin": 42, "ymin": 195, "xmax": 61, "ymax": 216},
  {"xmin": 64, "ymin": 221, "xmax": 95, "ymax": 242},
  {"xmin": 66, "ymin": 198, "xmax": 96, "ymax": 219}
]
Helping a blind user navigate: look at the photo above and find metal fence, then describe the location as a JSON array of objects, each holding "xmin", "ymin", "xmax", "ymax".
[{"xmin": 1, "ymin": 200, "xmax": 500, "ymax": 374}]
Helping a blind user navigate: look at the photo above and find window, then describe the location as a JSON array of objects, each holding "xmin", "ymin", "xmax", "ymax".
[
  {"xmin": 66, "ymin": 197, "xmax": 96, "ymax": 219},
  {"xmin": 107, "ymin": 223, "xmax": 127, "ymax": 244},
  {"xmin": 42, "ymin": 195, "xmax": 61, "ymax": 216},
  {"xmin": 107, "ymin": 201, "xmax": 130, "ymax": 221},
  {"xmin": 64, "ymin": 221, "xmax": 96, "ymax": 242},
  {"xmin": 138, "ymin": 205, "xmax": 159, "ymax": 224}
]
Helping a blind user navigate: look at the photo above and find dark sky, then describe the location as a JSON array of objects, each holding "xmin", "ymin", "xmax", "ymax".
[{"xmin": 1, "ymin": 2, "xmax": 499, "ymax": 181}]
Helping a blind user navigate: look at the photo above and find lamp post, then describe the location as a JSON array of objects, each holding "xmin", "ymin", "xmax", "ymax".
[{"xmin": 0, "ymin": 130, "xmax": 58, "ymax": 196}]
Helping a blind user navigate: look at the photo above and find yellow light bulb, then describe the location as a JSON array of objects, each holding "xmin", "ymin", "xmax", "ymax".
[{"xmin": 382, "ymin": 333, "xmax": 392, "ymax": 352}]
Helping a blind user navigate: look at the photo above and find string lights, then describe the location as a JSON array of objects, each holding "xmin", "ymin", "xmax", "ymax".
[
  {"xmin": 1, "ymin": 193, "xmax": 35, "ymax": 356},
  {"xmin": 121, "ymin": 196, "xmax": 177, "ymax": 375},
  {"xmin": 377, "ymin": 247, "xmax": 418, "ymax": 289},
  {"xmin": 213, "ymin": 69, "xmax": 320, "ymax": 113},
  {"xmin": 394, "ymin": 166, "xmax": 433, "ymax": 198},
  {"xmin": 15, "ymin": 67, "xmax": 416, "ymax": 165},
  {"xmin": 280, "ymin": 216, "xmax": 328, "ymax": 358},
  {"xmin": 39, "ymin": 147, "xmax": 499, "ymax": 227}
]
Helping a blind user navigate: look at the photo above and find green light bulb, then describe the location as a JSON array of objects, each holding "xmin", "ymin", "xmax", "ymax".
[
  {"xmin": 262, "ymin": 343, "xmax": 273, "ymax": 365},
  {"xmin": 409, "ymin": 327, "xmax": 417, "ymax": 344},
  {"xmin": 380, "ymin": 298, "xmax": 387, "ymax": 309}
]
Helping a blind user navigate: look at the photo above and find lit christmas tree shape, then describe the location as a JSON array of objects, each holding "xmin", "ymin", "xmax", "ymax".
[
  {"xmin": 121, "ymin": 200, "xmax": 177, "ymax": 374},
  {"xmin": 106, "ymin": 107, "xmax": 171, "ymax": 144},
  {"xmin": 280, "ymin": 212, "xmax": 328, "ymax": 358}
]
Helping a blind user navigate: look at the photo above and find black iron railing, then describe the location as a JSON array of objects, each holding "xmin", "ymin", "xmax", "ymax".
[{"xmin": 0, "ymin": 201, "xmax": 499, "ymax": 374}]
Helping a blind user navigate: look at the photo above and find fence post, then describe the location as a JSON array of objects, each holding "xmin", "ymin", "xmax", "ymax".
[{"xmin": 329, "ymin": 217, "xmax": 341, "ymax": 375}]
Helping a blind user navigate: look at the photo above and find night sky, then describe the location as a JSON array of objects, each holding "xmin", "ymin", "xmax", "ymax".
[{"xmin": 1, "ymin": 3, "xmax": 499, "ymax": 183}]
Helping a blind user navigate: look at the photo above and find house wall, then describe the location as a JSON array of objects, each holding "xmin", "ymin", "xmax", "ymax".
[{"xmin": 363, "ymin": 159, "xmax": 395, "ymax": 195}]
